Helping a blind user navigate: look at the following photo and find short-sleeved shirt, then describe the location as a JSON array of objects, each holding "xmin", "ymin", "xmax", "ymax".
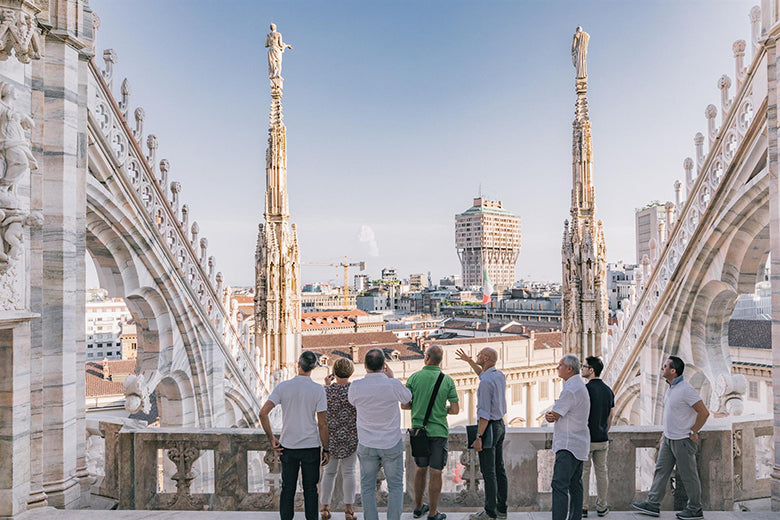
[
  {"xmin": 663, "ymin": 376, "xmax": 703, "ymax": 440},
  {"xmin": 586, "ymin": 379, "xmax": 614, "ymax": 442},
  {"xmin": 476, "ymin": 367, "xmax": 507, "ymax": 421},
  {"xmin": 348, "ymin": 373, "xmax": 412, "ymax": 449},
  {"xmin": 551, "ymin": 375, "xmax": 591, "ymax": 461},
  {"xmin": 406, "ymin": 366, "xmax": 459, "ymax": 438},
  {"xmin": 325, "ymin": 383, "xmax": 357, "ymax": 459},
  {"xmin": 267, "ymin": 375, "xmax": 327, "ymax": 449}
]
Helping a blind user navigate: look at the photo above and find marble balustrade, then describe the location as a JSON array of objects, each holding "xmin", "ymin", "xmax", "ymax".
[{"xmin": 107, "ymin": 418, "xmax": 772, "ymax": 512}]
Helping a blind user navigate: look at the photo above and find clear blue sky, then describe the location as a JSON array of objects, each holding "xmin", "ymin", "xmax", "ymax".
[{"xmin": 88, "ymin": 0, "xmax": 755, "ymax": 288}]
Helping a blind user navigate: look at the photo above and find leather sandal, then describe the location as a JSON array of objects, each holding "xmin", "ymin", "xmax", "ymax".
[
  {"xmin": 321, "ymin": 506, "xmax": 332, "ymax": 520},
  {"xmin": 345, "ymin": 505, "xmax": 356, "ymax": 520}
]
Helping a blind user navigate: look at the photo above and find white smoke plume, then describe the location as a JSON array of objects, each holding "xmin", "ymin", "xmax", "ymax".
[{"xmin": 358, "ymin": 225, "xmax": 379, "ymax": 257}]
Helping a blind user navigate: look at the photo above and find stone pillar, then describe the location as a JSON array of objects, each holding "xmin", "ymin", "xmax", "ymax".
[
  {"xmin": 525, "ymin": 381, "xmax": 536, "ymax": 427},
  {"xmin": 467, "ymin": 388, "xmax": 475, "ymax": 424},
  {"xmin": 765, "ymin": 32, "xmax": 780, "ymax": 513},
  {"xmin": 33, "ymin": 0, "xmax": 93, "ymax": 508},
  {"xmin": 0, "ymin": 319, "xmax": 36, "ymax": 517}
]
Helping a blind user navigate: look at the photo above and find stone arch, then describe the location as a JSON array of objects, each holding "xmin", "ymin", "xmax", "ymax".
[
  {"xmin": 225, "ymin": 383, "xmax": 259, "ymax": 427},
  {"xmin": 86, "ymin": 175, "xmax": 215, "ymax": 425},
  {"xmin": 688, "ymin": 280, "xmax": 738, "ymax": 409},
  {"xmin": 154, "ymin": 371, "xmax": 197, "ymax": 427},
  {"xmin": 614, "ymin": 380, "xmax": 640, "ymax": 426}
]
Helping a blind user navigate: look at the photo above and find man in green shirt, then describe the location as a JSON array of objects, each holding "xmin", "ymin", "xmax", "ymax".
[{"xmin": 404, "ymin": 345, "xmax": 460, "ymax": 520}]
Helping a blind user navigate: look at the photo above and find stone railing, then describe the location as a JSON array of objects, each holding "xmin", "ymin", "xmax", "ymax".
[
  {"xmin": 110, "ymin": 418, "xmax": 772, "ymax": 511},
  {"xmin": 86, "ymin": 51, "xmax": 268, "ymax": 400},
  {"xmin": 603, "ymin": 11, "xmax": 767, "ymax": 389}
]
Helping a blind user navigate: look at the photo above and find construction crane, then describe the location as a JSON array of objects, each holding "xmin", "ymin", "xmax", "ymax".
[{"xmin": 302, "ymin": 256, "xmax": 366, "ymax": 308}]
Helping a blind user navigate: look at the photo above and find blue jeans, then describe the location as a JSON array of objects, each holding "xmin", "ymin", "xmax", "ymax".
[
  {"xmin": 552, "ymin": 449, "xmax": 584, "ymax": 520},
  {"xmin": 357, "ymin": 440, "xmax": 404, "ymax": 520}
]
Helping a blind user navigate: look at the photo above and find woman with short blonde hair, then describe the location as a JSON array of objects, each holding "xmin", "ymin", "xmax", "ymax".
[{"xmin": 320, "ymin": 357, "xmax": 358, "ymax": 520}]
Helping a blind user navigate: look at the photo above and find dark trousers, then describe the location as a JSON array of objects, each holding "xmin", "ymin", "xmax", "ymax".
[
  {"xmin": 280, "ymin": 447, "xmax": 321, "ymax": 520},
  {"xmin": 552, "ymin": 449, "xmax": 584, "ymax": 520},
  {"xmin": 477, "ymin": 419, "xmax": 508, "ymax": 517}
]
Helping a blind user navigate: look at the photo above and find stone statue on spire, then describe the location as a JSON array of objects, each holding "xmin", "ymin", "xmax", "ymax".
[
  {"xmin": 265, "ymin": 23, "xmax": 292, "ymax": 80},
  {"xmin": 562, "ymin": 26, "xmax": 607, "ymax": 361},
  {"xmin": 571, "ymin": 26, "xmax": 589, "ymax": 80}
]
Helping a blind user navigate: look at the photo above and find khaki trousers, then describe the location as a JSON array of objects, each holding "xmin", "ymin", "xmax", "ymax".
[{"xmin": 582, "ymin": 441, "xmax": 609, "ymax": 511}]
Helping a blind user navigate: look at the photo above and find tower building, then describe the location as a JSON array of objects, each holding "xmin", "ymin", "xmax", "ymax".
[
  {"xmin": 255, "ymin": 24, "xmax": 302, "ymax": 377},
  {"xmin": 561, "ymin": 27, "xmax": 608, "ymax": 359},
  {"xmin": 455, "ymin": 197, "xmax": 521, "ymax": 290}
]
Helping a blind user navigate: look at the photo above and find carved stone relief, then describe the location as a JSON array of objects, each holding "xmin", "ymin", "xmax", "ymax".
[{"xmin": 0, "ymin": 5, "xmax": 42, "ymax": 63}]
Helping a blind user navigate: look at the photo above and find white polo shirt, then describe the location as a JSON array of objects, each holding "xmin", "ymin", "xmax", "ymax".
[
  {"xmin": 663, "ymin": 377, "xmax": 703, "ymax": 440},
  {"xmin": 348, "ymin": 372, "xmax": 412, "ymax": 449},
  {"xmin": 551, "ymin": 375, "xmax": 591, "ymax": 461},
  {"xmin": 267, "ymin": 375, "xmax": 327, "ymax": 449}
]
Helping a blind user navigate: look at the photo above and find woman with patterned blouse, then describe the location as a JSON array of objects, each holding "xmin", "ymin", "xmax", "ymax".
[{"xmin": 320, "ymin": 358, "xmax": 358, "ymax": 520}]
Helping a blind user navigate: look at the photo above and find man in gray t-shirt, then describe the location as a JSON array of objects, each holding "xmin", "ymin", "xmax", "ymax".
[
  {"xmin": 260, "ymin": 351, "xmax": 329, "ymax": 520},
  {"xmin": 632, "ymin": 356, "xmax": 709, "ymax": 520}
]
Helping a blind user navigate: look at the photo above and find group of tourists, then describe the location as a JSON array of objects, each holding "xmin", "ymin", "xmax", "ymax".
[{"xmin": 258, "ymin": 347, "xmax": 709, "ymax": 520}]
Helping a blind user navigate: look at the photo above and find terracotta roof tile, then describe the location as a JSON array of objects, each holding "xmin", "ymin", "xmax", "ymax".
[
  {"xmin": 85, "ymin": 359, "xmax": 136, "ymax": 397},
  {"xmin": 302, "ymin": 331, "xmax": 399, "ymax": 350}
]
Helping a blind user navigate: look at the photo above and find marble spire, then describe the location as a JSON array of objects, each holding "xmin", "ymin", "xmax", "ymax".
[
  {"xmin": 562, "ymin": 27, "xmax": 608, "ymax": 360},
  {"xmin": 255, "ymin": 24, "xmax": 302, "ymax": 378}
]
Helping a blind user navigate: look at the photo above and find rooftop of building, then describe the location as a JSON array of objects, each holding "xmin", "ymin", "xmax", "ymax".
[
  {"xmin": 85, "ymin": 359, "xmax": 136, "ymax": 397},
  {"xmin": 457, "ymin": 197, "xmax": 519, "ymax": 219}
]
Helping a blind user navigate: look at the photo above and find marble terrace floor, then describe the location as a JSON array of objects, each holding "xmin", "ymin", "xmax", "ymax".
[{"xmin": 14, "ymin": 511, "xmax": 780, "ymax": 520}]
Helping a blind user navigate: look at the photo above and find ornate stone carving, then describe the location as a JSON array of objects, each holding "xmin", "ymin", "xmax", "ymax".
[
  {"xmin": 102, "ymin": 49, "xmax": 117, "ymax": 89},
  {"xmin": 166, "ymin": 442, "xmax": 204, "ymax": 510},
  {"xmin": 0, "ymin": 5, "xmax": 42, "ymax": 63},
  {"xmin": 123, "ymin": 373, "xmax": 151, "ymax": 414},
  {"xmin": 571, "ymin": 26, "xmax": 589, "ymax": 80},
  {"xmin": 0, "ymin": 82, "xmax": 39, "ymax": 282},
  {"xmin": 562, "ymin": 27, "xmax": 607, "ymax": 358},
  {"xmin": 265, "ymin": 23, "xmax": 292, "ymax": 80}
]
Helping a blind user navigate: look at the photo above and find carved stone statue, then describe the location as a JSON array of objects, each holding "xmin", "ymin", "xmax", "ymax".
[
  {"xmin": 571, "ymin": 26, "xmax": 589, "ymax": 79},
  {"xmin": 265, "ymin": 23, "xmax": 292, "ymax": 79},
  {"xmin": 0, "ymin": 82, "xmax": 37, "ymax": 209},
  {"xmin": 0, "ymin": 9, "xmax": 42, "ymax": 63},
  {"xmin": 123, "ymin": 373, "xmax": 151, "ymax": 414}
]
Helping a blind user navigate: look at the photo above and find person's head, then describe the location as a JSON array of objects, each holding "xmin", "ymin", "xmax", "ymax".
[
  {"xmin": 476, "ymin": 347, "xmax": 498, "ymax": 370},
  {"xmin": 270, "ymin": 23, "xmax": 277, "ymax": 31},
  {"xmin": 558, "ymin": 354, "xmax": 580, "ymax": 381},
  {"xmin": 424, "ymin": 344, "xmax": 443, "ymax": 366},
  {"xmin": 364, "ymin": 348, "xmax": 385, "ymax": 373},
  {"xmin": 332, "ymin": 357, "xmax": 354, "ymax": 380},
  {"xmin": 298, "ymin": 351, "xmax": 318, "ymax": 375},
  {"xmin": 662, "ymin": 356, "xmax": 685, "ymax": 381},
  {"xmin": 581, "ymin": 356, "xmax": 604, "ymax": 380}
]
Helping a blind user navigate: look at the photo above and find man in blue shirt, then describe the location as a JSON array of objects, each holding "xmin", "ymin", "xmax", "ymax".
[{"xmin": 456, "ymin": 347, "xmax": 507, "ymax": 520}]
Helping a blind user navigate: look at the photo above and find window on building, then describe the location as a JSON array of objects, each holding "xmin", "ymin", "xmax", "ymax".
[
  {"xmin": 748, "ymin": 380, "xmax": 759, "ymax": 400},
  {"xmin": 539, "ymin": 381, "xmax": 549, "ymax": 400},
  {"xmin": 512, "ymin": 385, "xmax": 522, "ymax": 403}
]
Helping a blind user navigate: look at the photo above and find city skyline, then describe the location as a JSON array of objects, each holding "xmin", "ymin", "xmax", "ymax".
[{"xmin": 88, "ymin": 0, "xmax": 755, "ymax": 287}]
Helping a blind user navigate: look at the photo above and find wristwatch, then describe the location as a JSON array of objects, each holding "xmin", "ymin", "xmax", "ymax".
[{"xmin": 689, "ymin": 430, "xmax": 698, "ymax": 436}]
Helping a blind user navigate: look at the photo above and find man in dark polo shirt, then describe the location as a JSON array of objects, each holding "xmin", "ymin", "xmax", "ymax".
[
  {"xmin": 404, "ymin": 344, "xmax": 459, "ymax": 520},
  {"xmin": 580, "ymin": 356, "xmax": 614, "ymax": 518}
]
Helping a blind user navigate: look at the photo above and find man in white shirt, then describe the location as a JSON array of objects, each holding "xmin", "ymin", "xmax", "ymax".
[
  {"xmin": 348, "ymin": 348, "xmax": 412, "ymax": 520},
  {"xmin": 632, "ymin": 356, "xmax": 709, "ymax": 520},
  {"xmin": 259, "ymin": 351, "xmax": 329, "ymax": 520},
  {"xmin": 545, "ymin": 354, "xmax": 590, "ymax": 520}
]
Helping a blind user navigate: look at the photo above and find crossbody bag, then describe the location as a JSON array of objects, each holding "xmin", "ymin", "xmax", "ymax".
[{"xmin": 408, "ymin": 372, "xmax": 445, "ymax": 458}]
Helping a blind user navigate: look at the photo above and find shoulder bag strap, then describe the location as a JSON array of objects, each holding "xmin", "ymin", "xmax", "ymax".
[{"xmin": 422, "ymin": 372, "xmax": 446, "ymax": 428}]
